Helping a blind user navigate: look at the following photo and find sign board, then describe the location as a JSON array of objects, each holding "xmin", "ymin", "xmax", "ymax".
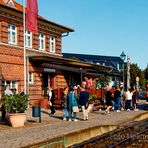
[
  {"xmin": 136, "ymin": 77, "xmax": 139, "ymax": 82},
  {"xmin": 44, "ymin": 68, "xmax": 56, "ymax": 73}
]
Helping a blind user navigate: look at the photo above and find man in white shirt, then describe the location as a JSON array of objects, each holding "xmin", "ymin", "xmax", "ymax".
[{"xmin": 4, "ymin": 85, "xmax": 13, "ymax": 96}]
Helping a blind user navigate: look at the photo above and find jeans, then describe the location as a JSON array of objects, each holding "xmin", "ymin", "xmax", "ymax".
[
  {"xmin": 126, "ymin": 100, "xmax": 131, "ymax": 110},
  {"xmin": 63, "ymin": 108, "xmax": 68, "ymax": 119},
  {"xmin": 50, "ymin": 105, "xmax": 55, "ymax": 114},
  {"xmin": 116, "ymin": 97, "xmax": 122, "ymax": 110},
  {"xmin": 68, "ymin": 106, "xmax": 77, "ymax": 119},
  {"xmin": 111, "ymin": 101, "xmax": 115, "ymax": 109}
]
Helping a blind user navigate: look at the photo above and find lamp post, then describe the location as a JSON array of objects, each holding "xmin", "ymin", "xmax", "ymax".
[{"xmin": 120, "ymin": 51, "xmax": 126, "ymax": 92}]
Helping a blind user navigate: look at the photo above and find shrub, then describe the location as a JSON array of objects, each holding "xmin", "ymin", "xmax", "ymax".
[{"xmin": 3, "ymin": 94, "xmax": 28, "ymax": 113}]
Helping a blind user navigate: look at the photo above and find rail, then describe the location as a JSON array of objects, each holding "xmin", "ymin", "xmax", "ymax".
[{"xmin": 72, "ymin": 119, "xmax": 148, "ymax": 148}]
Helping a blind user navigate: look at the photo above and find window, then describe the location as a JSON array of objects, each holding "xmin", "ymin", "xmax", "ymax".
[
  {"xmin": 49, "ymin": 35, "xmax": 55, "ymax": 53},
  {"xmin": 8, "ymin": 24, "xmax": 17, "ymax": 44},
  {"xmin": 102, "ymin": 63, "xmax": 105, "ymax": 66},
  {"xmin": 96, "ymin": 62, "xmax": 100, "ymax": 65},
  {"xmin": 38, "ymin": 33, "xmax": 45, "ymax": 50},
  {"xmin": 2, "ymin": 81, "xmax": 17, "ymax": 90},
  {"xmin": 25, "ymin": 30, "xmax": 32, "ymax": 48},
  {"xmin": 117, "ymin": 63, "xmax": 123, "ymax": 71},
  {"xmin": 28, "ymin": 72, "xmax": 33, "ymax": 84}
]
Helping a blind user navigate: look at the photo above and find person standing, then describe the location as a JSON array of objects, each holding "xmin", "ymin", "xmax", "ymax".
[
  {"xmin": 105, "ymin": 88, "xmax": 113, "ymax": 114},
  {"xmin": 4, "ymin": 85, "xmax": 13, "ymax": 96},
  {"xmin": 2, "ymin": 85, "xmax": 13, "ymax": 121},
  {"xmin": 132, "ymin": 86, "xmax": 139, "ymax": 111},
  {"xmin": 48, "ymin": 87, "xmax": 55, "ymax": 114},
  {"xmin": 62, "ymin": 87, "xmax": 69, "ymax": 120},
  {"xmin": 125, "ymin": 88, "xmax": 134, "ymax": 111},
  {"xmin": 146, "ymin": 90, "xmax": 148, "ymax": 103},
  {"xmin": 79, "ymin": 86, "xmax": 89, "ymax": 120},
  {"xmin": 114, "ymin": 86, "xmax": 122, "ymax": 112},
  {"xmin": 68, "ymin": 86, "xmax": 78, "ymax": 121}
]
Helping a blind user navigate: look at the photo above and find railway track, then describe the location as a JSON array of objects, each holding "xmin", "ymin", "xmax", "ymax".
[{"xmin": 72, "ymin": 119, "xmax": 148, "ymax": 148}]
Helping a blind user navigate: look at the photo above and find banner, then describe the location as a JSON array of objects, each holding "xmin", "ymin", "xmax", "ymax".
[{"xmin": 26, "ymin": 0, "xmax": 38, "ymax": 33}]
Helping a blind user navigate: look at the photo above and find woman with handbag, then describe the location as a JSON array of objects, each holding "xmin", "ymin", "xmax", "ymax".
[
  {"xmin": 62, "ymin": 87, "xmax": 69, "ymax": 120},
  {"xmin": 68, "ymin": 86, "xmax": 78, "ymax": 121}
]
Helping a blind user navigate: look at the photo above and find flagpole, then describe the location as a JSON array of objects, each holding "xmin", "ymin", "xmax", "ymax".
[{"xmin": 23, "ymin": 0, "xmax": 27, "ymax": 94}]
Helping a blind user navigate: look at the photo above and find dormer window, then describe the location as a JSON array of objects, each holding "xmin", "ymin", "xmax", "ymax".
[
  {"xmin": 117, "ymin": 63, "xmax": 123, "ymax": 71},
  {"xmin": 96, "ymin": 62, "xmax": 100, "ymax": 65},
  {"xmin": 6, "ymin": 0, "xmax": 15, "ymax": 7},
  {"xmin": 38, "ymin": 33, "xmax": 45, "ymax": 50},
  {"xmin": 8, "ymin": 24, "xmax": 17, "ymax": 45},
  {"xmin": 49, "ymin": 35, "xmax": 55, "ymax": 53},
  {"xmin": 25, "ymin": 30, "xmax": 32, "ymax": 48}
]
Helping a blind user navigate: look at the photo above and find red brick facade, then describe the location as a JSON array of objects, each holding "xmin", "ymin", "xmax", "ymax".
[{"xmin": 0, "ymin": 1, "xmax": 74, "ymax": 103}]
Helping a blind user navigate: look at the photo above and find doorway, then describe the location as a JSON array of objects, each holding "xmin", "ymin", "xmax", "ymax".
[{"xmin": 42, "ymin": 73, "xmax": 52, "ymax": 96}]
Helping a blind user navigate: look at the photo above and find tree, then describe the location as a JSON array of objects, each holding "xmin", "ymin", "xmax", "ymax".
[
  {"xmin": 144, "ymin": 64, "xmax": 148, "ymax": 81},
  {"xmin": 129, "ymin": 63, "xmax": 145, "ymax": 89}
]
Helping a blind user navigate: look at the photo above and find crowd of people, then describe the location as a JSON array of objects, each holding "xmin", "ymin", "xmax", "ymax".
[
  {"xmin": 60, "ymin": 85, "xmax": 89, "ymax": 121},
  {"xmin": 2, "ymin": 81, "xmax": 148, "ymax": 122},
  {"xmin": 105, "ymin": 86, "xmax": 140, "ymax": 114},
  {"xmin": 46, "ymin": 81, "xmax": 148, "ymax": 122}
]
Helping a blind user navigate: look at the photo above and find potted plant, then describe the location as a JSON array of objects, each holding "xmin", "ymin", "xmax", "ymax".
[
  {"xmin": 87, "ymin": 94, "xmax": 97, "ymax": 113},
  {"xmin": 3, "ymin": 94, "xmax": 28, "ymax": 127}
]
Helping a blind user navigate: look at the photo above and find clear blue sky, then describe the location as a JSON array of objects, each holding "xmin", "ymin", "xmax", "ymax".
[{"xmin": 16, "ymin": 0, "xmax": 148, "ymax": 69}]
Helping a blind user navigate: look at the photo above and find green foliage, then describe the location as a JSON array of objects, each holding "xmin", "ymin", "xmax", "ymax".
[
  {"xmin": 129, "ymin": 64, "xmax": 145, "ymax": 88},
  {"xmin": 68, "ymin": 56, "xmax": 80, "ymax": 61},
  {"xmin": 144, "ymin": 65, "xmax": 148, "ymax": 81},
  {"xmin": 3, "ymin": 94, "xmax": 28, "ymax": 113},
  {"xmin": 89, "ymin": 94, "xmax": 97, "ymax": 102}
]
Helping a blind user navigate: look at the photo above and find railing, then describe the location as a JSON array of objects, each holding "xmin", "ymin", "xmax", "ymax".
[{"xmin": 32, "ymin": 88, "xmax": 107, "ymax": 109}]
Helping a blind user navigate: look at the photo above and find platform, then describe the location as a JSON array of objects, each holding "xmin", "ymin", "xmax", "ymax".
[{"xmin": 0, "ymin": 108, "xmax": 147, "ymax": 148}]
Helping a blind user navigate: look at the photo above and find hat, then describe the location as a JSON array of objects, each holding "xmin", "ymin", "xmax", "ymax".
[{"xmin": 73, "ymin": 86, "xmax": 77, "ymax": 90}]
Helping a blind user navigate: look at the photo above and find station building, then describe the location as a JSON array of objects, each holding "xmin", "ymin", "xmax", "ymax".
[{"xmin": 0, "ymin": 0, "xmax": 112, "ymax": 104}]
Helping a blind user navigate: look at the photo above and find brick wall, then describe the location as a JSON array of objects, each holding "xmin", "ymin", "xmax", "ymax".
[{"xmin": 0, "ymin": 5, "xmax": 72, "ymax": 104}]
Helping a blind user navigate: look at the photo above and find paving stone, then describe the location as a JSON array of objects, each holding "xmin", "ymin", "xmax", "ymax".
[{"xmin": 0, "ymin": 109, "xmax": 147, "ymax": 148}]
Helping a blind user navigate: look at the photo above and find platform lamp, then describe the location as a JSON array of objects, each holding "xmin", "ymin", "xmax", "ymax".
[{"xmin": 120, "ymin": 51, "xmax": 126, "ymax": 93}]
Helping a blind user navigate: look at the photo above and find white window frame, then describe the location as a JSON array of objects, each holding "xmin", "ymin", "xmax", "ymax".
[
  {"xmin": 96, "ymin": 62, "xmax": 100, "ymax": 65},
  {"xmin": 2, "ymin": 80, "xmax": 18, "ymax": 90},
  {"xmin": 117, "ymin": 63, "xmax": 122, "ymax": 71},
  {"xmin": 49, "ymin": 35, "xmax": 55, "ymax": 53},
  {"xmin": 38, "ymin": 33, "xmax": 45, "ymax": 50},
  {"xmin": 8, "ymin": 24, "xmax": 17, "ymax": 45},
  {"xmin": 28, "ymin": 72, "xmax": 33, "ymax": 84},
  {"xmin": 25, "ymin": 30, "xmax": 32, "ymax": 48}
]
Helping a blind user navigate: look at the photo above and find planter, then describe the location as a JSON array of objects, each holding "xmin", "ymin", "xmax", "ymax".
[
  {"xmin": 87, "ymin": 103, "xmax": 94, "ymax": 113},
  {"xmin": 8, "ymin": 113, "xmax": 27, "ymax": 127}
]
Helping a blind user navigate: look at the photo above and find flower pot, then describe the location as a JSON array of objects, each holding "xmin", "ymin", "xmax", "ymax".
[
  {"xmin": 8, "ymin": 113, "xmax": 27, "ymax": 127},
  {"xmin": 87, "ymin": 103, "xmax": 94, "ymax": 113}
]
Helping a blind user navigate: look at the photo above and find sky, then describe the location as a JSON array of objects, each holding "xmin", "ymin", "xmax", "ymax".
[{"xmin": 16, "ymin": 0, "xmax": 148, "ymax": 70}]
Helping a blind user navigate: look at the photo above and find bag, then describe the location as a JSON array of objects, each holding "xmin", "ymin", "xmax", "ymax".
[
  {"xmin": 49, "ymin": 101, "xmax": 52, "ymax": 106},
  {"xmin": 73, "ymin": 106, "xmax": 79, "ymax": 112},
  {"xmin": 85, "ymin": 102, "xmax": 89, "ymax": 109}
]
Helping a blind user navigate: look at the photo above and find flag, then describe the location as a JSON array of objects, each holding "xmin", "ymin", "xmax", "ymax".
[{"xmin": 26, "ymin": 0, "xmax": 38, "ymax": 33}]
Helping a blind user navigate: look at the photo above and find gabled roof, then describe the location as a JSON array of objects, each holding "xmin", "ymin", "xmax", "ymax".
[
  {"xmin": 0, "ymin": 0, "xmax": 74, "ymax": 33},
  {"xmin": 63, "ymin": 53, "xmax": 123, "ymax": 77},
  {"xmin": 63, "ymin": 53, "xmax": 122, "ymax": 62}
]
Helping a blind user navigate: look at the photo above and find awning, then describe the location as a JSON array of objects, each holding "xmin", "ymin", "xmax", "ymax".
[{"xmin": 27, "ymin": 51, "xmax": 113, "ymax": 76}]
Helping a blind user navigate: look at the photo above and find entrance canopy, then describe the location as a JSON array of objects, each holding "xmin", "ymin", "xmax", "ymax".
[{"xmin": 27, "ymin": 51, "xmax": 113, "ymax": 77}]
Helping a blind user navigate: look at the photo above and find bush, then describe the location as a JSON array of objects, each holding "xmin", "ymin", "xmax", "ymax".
[
  {"xmin": 3, "ymin": 94, "xmax": 28, "ymax": 113},
  {"xmin": 89, "ymin": 94, "xmax": 97, "ymax": 102}
]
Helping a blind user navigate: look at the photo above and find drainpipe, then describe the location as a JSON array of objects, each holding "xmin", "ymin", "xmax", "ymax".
[{"xmin": 79, "ymin": 68, "xmax": 83, "ymax": 84}]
